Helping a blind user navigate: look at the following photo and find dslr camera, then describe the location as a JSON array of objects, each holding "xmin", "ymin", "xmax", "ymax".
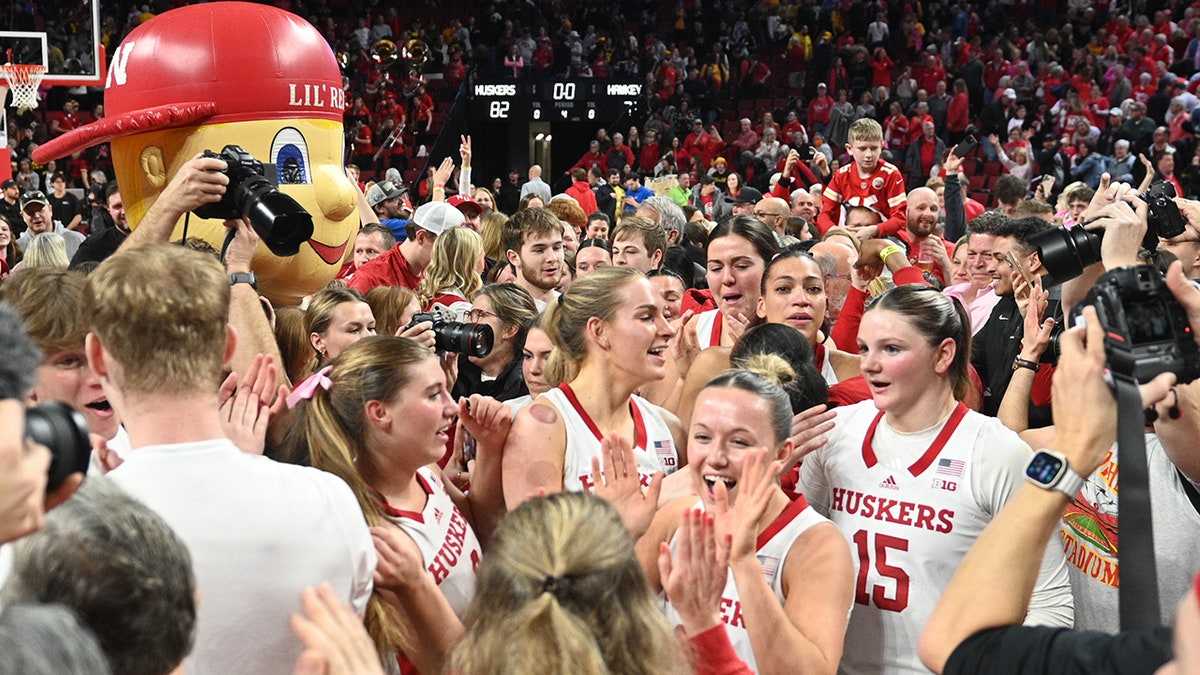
[
  {"xmin": 26, "ymin": 401, "xmax": 91, "ymax": 492},
  {"xmin": 193, "ymin": 145, "xmax": 314, "ymax": 257},
  {"xmin": 1029, "ymin": 180, "xmax": 1187, "ymax": 283},
  {"xmin": 405, "ymin": 312, "xmax": 494, "ymax": 357},
  {"xmin": 1071, "ymin": 264, "xmax": 1200, "ymax": 384}
]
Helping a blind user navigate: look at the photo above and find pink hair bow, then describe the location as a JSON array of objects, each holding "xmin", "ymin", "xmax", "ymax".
[{"xmin": 285, "ymin": 365, "xmax": 333, "ymax": 409}]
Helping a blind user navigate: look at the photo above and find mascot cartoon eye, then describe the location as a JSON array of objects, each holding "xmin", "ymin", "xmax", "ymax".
[{"xmin": 270, "ymin": 128, "xmax": 311, "ymax": 185}]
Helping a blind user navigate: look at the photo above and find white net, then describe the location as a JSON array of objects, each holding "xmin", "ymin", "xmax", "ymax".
[{"xmin": 2, "ymin": 64, "xmax": 46, "ymax": 111}]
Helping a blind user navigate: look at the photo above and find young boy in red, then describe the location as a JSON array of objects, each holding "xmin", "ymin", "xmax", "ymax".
[{"xmin": 816, "ymin": 118, "xmax": 908, "ymax": 240}]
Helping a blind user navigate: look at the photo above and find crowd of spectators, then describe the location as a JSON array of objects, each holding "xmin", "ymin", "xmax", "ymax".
[{"xmin": 10, "ymin": 1, "xmax": 1200, "ymax": 675}]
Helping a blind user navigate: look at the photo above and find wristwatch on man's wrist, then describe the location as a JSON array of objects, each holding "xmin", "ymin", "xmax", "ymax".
[
  {"xmin": 229, "ymin": 271, "xmax": 258, "ymax": 291},
  {"xmin": 1025, "ymin": 449, "xmax": 1086, "ymax": 497}
]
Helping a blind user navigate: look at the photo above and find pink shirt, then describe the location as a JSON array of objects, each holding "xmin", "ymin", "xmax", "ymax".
[{"xmin": 943, "ymin": 282, "xmax": 1001, "ymax": 335}]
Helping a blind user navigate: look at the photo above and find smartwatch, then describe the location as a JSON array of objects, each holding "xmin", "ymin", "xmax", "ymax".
[
  {"xmin": 229, "ymin": 271, "xmax": 258, "ymax": 291},
  {"xmin": 1024, "ymin": 449, "xmax": 1086, "ymax": 497}
]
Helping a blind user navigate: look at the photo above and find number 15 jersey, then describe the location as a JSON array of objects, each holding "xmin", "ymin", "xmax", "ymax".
[{"xmin": 800, "ymin": 401, "xmax": 1073, "ymax": 674}]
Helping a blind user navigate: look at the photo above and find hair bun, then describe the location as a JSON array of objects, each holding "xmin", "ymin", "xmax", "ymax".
[{"xmin": 739, "ymin": 353, "xmax": 796, "ymax": 388}]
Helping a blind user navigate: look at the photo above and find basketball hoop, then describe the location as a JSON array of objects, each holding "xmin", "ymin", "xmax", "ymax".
[{"xmin": 2, "ymin": 63, "xmax": 47, "ymax": 111}]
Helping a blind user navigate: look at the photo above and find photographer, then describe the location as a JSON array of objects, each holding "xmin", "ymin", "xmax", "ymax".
[
  {"xmin": 995, "ymin": 177, "xmax": 1200, "ymax": 633},
  {"xmin": 919, "ymin": 180, "xmax": 1200, "ymax": 672},
  {"xmin": 0, "ymin": 301, "xmax": 82, "ymax": 545},
  {"xmin": 0, "ymin": 401, "xmax": 49, "ymax": 546}
]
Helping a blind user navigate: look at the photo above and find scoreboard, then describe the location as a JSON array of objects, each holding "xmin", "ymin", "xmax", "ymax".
[{"xmin": 469, "ymin": 79, "xmax": 643, "ymax": 124}]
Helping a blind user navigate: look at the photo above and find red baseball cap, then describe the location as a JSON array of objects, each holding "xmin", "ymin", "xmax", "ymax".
[
  {"xmin": 34, "ymin": 2, "xmax": 343, "ymax": 163},
  {"xmin": 447, "ymin": 194, "xmax": 483, "ymax": 218}
]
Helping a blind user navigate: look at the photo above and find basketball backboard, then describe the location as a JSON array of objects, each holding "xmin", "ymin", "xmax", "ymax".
[{"xmin": 0, "ymin": 0, "xmax": 105, "ymax": 87}]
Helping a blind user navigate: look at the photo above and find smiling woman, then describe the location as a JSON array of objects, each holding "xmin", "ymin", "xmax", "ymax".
[
  {"xmin": 502, "ymin": 266, "xmax": 687, "ymax": 506},
  {"xmin": 292, "ymin": 335, "xmax": 512, "ymax": 671},
  {"xmin": 637, "ymin": 357, "xmax": 854, "ymax": 675}
]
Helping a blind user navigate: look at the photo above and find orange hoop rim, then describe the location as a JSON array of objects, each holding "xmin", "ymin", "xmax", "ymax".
[{"xmin": 1, "ymin": 63, "xmax": 48, "ymax": 77}]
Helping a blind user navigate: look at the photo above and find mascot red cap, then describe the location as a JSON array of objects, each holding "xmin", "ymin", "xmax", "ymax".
[
  {"xmin": 36, "ymin": 2, "xmax": 345, "ymax": 160},
  {"xmin": 35, "ymin": 2, "xmax": 360, "ymax": 306}
]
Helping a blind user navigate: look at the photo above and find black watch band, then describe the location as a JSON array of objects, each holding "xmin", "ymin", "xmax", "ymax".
[{"xmin": 1012, "ymin": 356, "xmax": 1040, "ymax": 372}]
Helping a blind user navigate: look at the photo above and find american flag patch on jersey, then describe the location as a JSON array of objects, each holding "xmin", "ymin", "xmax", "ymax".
[
  {"xmin": 936, "ymin": 458, "xmax": 965, "ymax": 478},
  {"xmin": 653, "ymin": 440, "xmax": 677, "ymax": 470},
  {"xmin": 757, "ymin": 554, "xmax": 780, "ymax": 580}
]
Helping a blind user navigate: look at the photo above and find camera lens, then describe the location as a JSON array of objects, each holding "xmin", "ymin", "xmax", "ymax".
[
  {"xmin": 25, "ymin": 401, "xmax": 91, "ymax": 492},
  {"xmin": 434, "ymin": 322, "xmax": 494, "ymax": 357},
  {"xmin": 242, "ymin": 188, "xmax": 314, "ymax": 257},
  {"xmin": 1028, "ymin": 225, "xmax": 1104, "ymax": 284}
]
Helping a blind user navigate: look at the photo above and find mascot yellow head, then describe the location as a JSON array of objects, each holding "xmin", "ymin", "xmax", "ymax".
[{"xmin": 34, "ymin": 2, "xmax": 358, "ymax": 305}]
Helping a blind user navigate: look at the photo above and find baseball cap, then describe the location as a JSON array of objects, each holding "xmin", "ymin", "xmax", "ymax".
[
  {"xmin": 447, "ymin": 193, "xmax": 483, "ymax": 217},
  {"xmin": 1109, "ymin": 107, "xmax": 1124, "ymax": 117},
  {"xmin": 413, "ymin": 201, "xmax": 465, "ymax": 235},
  {"xmin": 365, "ymin": 180, "xmax": 406, "ymax": 208},
  {"xmin": 20, "ymin": 190, "xmax": 48, "ymax": 210},
  {"xmin": 1002, "ymin": 88, "xmax": 1017, "ymax": 99},
  {"xmin": 725, "ymin": 186, "xmax": 764, "ymax": 204},
  {"xmin": 1, "ymin": 179, "xmax": 16, "ymax": 190}
]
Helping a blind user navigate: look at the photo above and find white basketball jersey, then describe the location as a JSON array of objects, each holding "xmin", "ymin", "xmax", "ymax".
[
  {"xmin": 382, "ymin": 467, "xmax": 481, "ymax": 618},
  {"xmin": 663, "ymin": 496, "xmax": 831, "ymax": 672},
  {"xmin": 814, "ymin": 342, "xmax": 840, "ymax": 385},
  {"xmin": 538, "ymin": 384, "xmax": 680, "ymax": 492},
  {"xmin": 694, "ymin": 308, "xmax": 724, "ymax": 348},
  {"xmin": 803, "ymin": 401, "xmax": 1003, "ymax": 675}
]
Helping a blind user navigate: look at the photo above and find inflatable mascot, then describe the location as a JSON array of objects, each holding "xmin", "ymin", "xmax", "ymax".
[{"xmin": 34, "ymin": 2, "xmax": 358, "ymax": 305}]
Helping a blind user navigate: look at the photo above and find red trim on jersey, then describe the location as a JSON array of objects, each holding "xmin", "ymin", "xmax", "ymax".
[
  {"xmin": 709, "ymin": 311, "xmax": 724, "ymax": 347},
  {"xmin": 814, "ymin": 342, "xmax": 826, "ymax": 371},
  {"xmin": 756, "ymin": 493, "xmax": 810, "ymax": 550},
  {"xmin": 557, "ymin": 383, "xmax": 648, "ymax": 450},
  {"xmin": 372, "ymin": 472, "xmax": 434, "ymax": 522},
  {"xmin": 861, "ymin": 401, "xmax": 968, "ymax": 476}
]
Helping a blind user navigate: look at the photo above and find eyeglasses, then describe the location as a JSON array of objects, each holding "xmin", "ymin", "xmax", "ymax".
[
  {"xmin": 466, "ymin": 308, "xmax": 497, "ymax": 322},
  {"xmin": 753, "ymin": 211, "xmax": 784, "ymax": 219}
]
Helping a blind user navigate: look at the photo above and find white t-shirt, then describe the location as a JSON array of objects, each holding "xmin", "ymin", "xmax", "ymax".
[
  {"xmin": 108, "ymin": 438, "xmax": 375, "ymax": 675},
  {"xmin": 800, "ymin": 401, "xmax": 1073, "ymax": 674},
  {"xmin": 1062, "ymin": 433, "xmax": 1200, "ymax": 632}
]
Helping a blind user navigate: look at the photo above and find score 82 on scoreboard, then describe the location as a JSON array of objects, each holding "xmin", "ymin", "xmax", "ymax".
[{"xmin": 470, "ymin": 80, "xmax": 642, "ymax": 124}]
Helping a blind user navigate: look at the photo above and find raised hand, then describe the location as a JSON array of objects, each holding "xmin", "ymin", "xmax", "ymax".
[
  {"xmin": 657, "ymin": 507, "xmax": 731, "ymax": 636},
  {"xmin": 590, "ymin": 434, "xmax": 663, "ymax": 538}
]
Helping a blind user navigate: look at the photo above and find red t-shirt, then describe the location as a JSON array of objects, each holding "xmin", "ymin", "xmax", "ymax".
[{"xmin": 348, "ymin": 245, "xmax": 421, "ymax": 293}]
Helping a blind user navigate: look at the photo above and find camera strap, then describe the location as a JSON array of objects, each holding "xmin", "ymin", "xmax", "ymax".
[{"xmin": 1113, "ymin": 373, "xmax": 1161, "ymax": 632}]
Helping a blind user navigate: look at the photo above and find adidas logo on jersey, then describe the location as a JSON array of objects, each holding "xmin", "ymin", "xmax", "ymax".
[{"xmin": 879, "ymin": 475, "xmax": 899, "ymax": 490}]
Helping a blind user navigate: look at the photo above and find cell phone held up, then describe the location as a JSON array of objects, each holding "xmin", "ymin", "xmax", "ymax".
[
  {"xmin": 954, "ymin": 135, "xmax": 978, "ymax": 158},
  {"xmin": 1004, "ymin": 250, "xmax": 1036, "ymax": 288}
]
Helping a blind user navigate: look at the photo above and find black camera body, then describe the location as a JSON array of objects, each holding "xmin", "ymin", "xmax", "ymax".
[
  {"xmin": 193, "ymin": 145, "xmax": 314, "ymax": 257},
  {"xmin": 1072, "ymin": 265, "xmax": 1200, "ymax": 384},
  {"xmin": 405, "ymin": 312, "xmax": 494, "ymax": 357},
  {"xmin": 26, "ymin": 401, "xmax": 91, "ymax": 492},
  {"xmin": 1029, "ymin": 180, "xmax": 1188, "ymax": 284}
]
